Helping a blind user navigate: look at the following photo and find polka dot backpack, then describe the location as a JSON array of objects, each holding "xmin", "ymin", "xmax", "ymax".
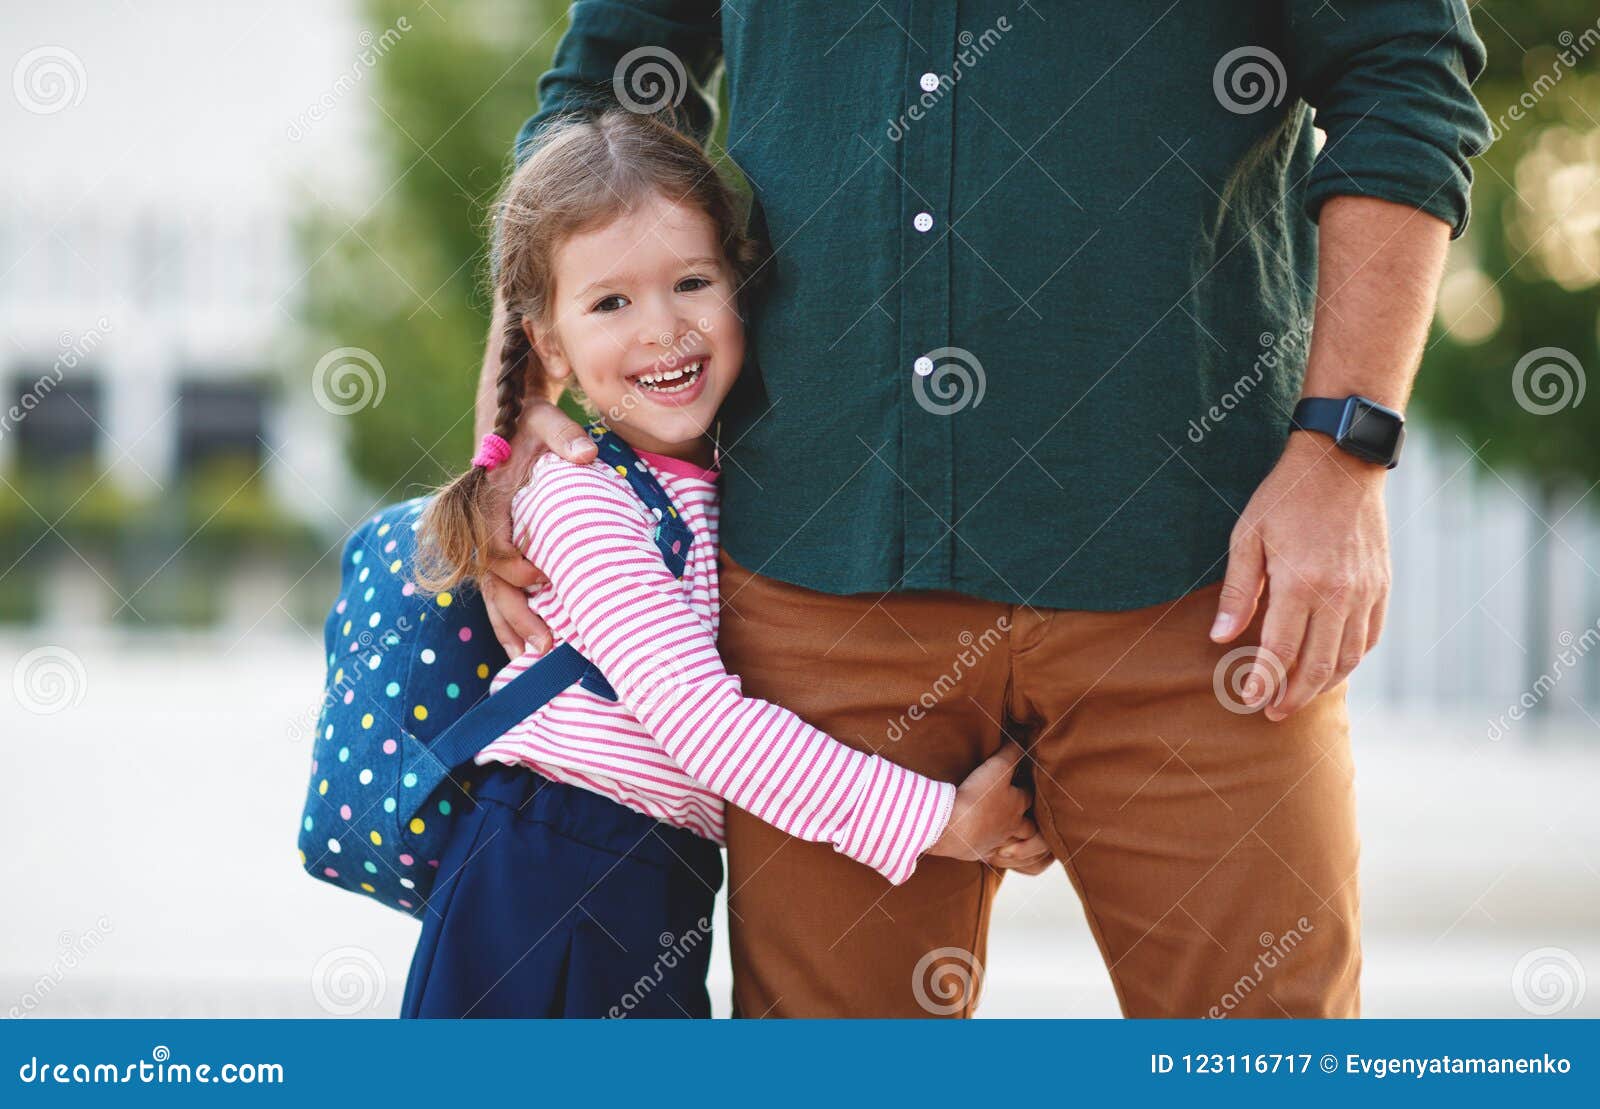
[{"xmin": 297, "ymin": 423, "xmax": 693, "ymax": 916}]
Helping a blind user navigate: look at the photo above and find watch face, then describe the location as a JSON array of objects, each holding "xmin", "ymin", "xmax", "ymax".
[{"xmin": 1341, "ymin": 398, "xmax": 1403, "ymax": 462}]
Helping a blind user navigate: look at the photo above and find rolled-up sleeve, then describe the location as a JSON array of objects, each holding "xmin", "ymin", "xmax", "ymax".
[
  {"xmin": 1286, "ymin": 0, "xmax": 1492, "ymax": 238},
  {"xmin": 516, "ymin": 0, "xmax": 724, "ymax": 162}
]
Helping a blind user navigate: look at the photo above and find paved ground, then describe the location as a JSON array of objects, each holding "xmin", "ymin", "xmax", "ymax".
[{"xmin": 2, "ymin": 632, "xmax": 1595, "ymax": 1019}]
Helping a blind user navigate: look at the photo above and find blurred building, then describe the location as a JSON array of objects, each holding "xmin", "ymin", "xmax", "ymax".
[{"xmin": 2, "ymin": 0, "xmax": 375, "ymax": 628}]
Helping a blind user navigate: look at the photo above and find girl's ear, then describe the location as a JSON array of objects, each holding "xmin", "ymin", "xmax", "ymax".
[{"xmin": 527, "ymin": 317, "xmax": 571, "ymax": 382}]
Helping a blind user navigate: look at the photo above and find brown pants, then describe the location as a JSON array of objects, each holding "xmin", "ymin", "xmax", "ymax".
[{"xmin": 718, "ymin": 552, "xmax": 1362, "ymax": 1018}]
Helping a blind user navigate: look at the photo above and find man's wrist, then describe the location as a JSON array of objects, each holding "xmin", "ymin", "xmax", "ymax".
[{"xmin": 1284, "ymin": 427, "xmax": 1390, "ymax": 482}]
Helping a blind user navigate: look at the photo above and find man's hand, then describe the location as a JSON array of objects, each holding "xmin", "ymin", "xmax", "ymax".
[
  {"xmin": 1206, "ymin": 195, "xmax": 1449, "ymax": 721},
  {"xmin": 1210, "ymin": 433, "xmax": 1390, "ymax": 721},
  {"xmin": 479, "ymin": 399, "xmax": 596, "ymax": 658}
]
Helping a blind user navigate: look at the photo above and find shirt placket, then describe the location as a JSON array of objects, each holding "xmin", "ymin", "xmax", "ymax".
[{"xmin": 896, "ymin": 0, "xmax": 958, "ymax": 589}]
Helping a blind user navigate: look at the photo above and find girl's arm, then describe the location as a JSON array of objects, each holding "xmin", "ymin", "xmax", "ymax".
[{"xmin": 514, "ymin": 460, "xmax": 957, "ymax": 886}]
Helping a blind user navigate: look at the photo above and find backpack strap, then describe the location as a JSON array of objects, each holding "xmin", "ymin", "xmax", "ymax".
[
  {"xmin": 422, "ymin": 642, "xmax": 605, "ymax": 774},
  {"xmin": 585, "ymin": 421, "xmax": 694, "ymax": 578},
  {"xmin": 413, "ymin": 424, "xmax": 695, "ymax": 788}
]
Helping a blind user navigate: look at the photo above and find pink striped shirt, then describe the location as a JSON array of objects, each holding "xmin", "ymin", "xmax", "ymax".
[{"xmin": 474, "ymin": 448, "xmax": 956, "ymax": 885}]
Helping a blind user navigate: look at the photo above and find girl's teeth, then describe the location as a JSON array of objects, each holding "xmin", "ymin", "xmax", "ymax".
[{"xmin": 636, "ymin": 359, "xmax": 703, "ymax": 393}]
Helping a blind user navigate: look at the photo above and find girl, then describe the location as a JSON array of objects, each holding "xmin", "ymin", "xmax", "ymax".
[{"xmin": 404, "ymin": 108, "xmax": 1042, "ymax": 1019}]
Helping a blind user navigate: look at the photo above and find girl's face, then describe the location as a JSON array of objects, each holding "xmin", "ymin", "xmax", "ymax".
[{"xmin": 529, "ymin": 191, "xmax": 745, "ymax": 463}]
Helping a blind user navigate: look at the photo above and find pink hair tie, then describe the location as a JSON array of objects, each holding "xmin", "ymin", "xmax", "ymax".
[{"xmin": 471, "ymin": 433, "xmax": 512, "ymax": 471}]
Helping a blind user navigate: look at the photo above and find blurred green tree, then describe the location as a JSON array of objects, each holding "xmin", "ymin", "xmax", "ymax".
[
  {"xmin": 1416, "ymin": 0, "xmax": 1600, "ymax": 695},
  {"xmin": 298, "ymin": 0, "xmax": 574, "ymax": 496},
  {"xmin": 1419, "ymin": 0, "xmax": 1600, "ymax": 482}
]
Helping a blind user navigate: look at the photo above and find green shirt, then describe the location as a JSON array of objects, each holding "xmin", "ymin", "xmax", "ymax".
[{"xmin": 519, "ymin": 1, "xmax": 1490, "ymax": 611}]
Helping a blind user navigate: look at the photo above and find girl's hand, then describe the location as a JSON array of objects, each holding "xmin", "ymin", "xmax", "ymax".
[
  {"xmin": 984, "ymin": 827, "xmax": 1054, "ymax": 875},
  {"xmin": 926, "ymin": 744, "xmax": 1034, "ymax": 862}
]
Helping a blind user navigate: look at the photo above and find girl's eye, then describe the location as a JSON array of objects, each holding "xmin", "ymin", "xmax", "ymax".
[
  {"xmin": 676, "ymin": 276, "xmax": 713, "ymax": 293},
  {"xmin": 592, "ymin": 294, "xmax": 627, "ymax": 313}
]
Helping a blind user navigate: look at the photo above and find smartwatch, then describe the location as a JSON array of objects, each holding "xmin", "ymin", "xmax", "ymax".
[{"xmin": 1289, "ymin": 395, "xmax": 1405, "ymax": 469}]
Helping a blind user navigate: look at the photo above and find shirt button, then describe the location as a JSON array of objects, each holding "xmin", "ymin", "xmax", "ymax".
[
  {"xmin": 913, "ymin": 356, "xmax": 935, "ymax": 376},
  {"xmin": 912, "ymin": 211, "xmax": 934, "ymax": 233},
  {"xmin": 919, "ymin": 72, "xmax": 940, "ymax": 92}
]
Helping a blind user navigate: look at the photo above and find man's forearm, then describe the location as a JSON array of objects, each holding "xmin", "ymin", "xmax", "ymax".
[{"xmin": 1298, "ymin": 194, "xmax": 1452, "ymax": 414}]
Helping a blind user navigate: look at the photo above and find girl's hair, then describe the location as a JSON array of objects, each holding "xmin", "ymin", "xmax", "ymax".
[{"xmin": 414, "ymin": 107, "xmax": 764, "ymax": 595}]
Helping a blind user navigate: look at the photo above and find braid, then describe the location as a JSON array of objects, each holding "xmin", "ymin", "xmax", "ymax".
[
  {"xmin": 414, "ymin": 309, "xmax": 537, "ymax": 595},
  {"xmin": 493, "ymin": 313, "xmax": 532, "ymax": 444}
]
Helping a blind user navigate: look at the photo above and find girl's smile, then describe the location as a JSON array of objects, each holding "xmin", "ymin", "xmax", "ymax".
[{"xmin": 626, "ymin": 352, "xmax": 709, "ymax": 405}]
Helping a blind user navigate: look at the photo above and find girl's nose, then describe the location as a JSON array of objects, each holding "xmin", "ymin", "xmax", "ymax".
[
  {"xmin": 639, "ymin": 318, "xmax": 687, "ymax": 349},
  {"xmin": 637, "ymin": 293, "xmax": 690, "ymax": 349}
]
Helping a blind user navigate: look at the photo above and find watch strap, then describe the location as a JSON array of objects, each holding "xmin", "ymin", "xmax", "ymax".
[{"xmin": 1289, "ymin": 397, "xmax": 1347, "ymax": 436}]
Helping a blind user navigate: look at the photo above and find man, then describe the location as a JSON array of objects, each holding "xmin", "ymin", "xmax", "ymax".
[{"xmin": 475, "ymin": 1, "xmax": 1490, "ymax": 1017}]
